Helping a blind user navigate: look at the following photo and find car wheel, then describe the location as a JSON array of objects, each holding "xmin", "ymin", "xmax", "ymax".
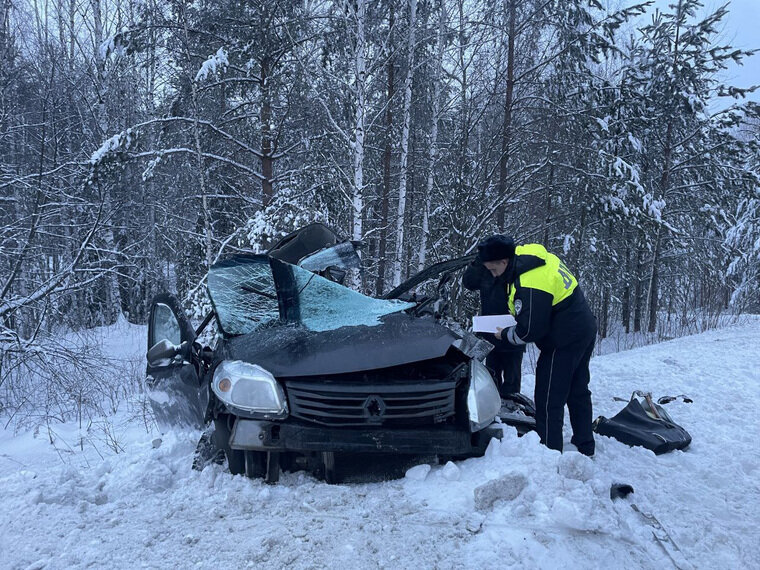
[{"xmin": 191, "ymin": 428, "xmax": 225, "ymax": 471}]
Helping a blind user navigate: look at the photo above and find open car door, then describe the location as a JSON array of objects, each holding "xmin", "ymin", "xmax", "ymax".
[
  {"xmin": 380, "ymin": 255, "xmax": 475, "ymax": 319},
  {"xmin": 382, "ymin": 255, "xmax": 475, "ymax": 300},
  {"xmin": 146, "ymin": 294, "xmax": 208, "ymax": 429}
]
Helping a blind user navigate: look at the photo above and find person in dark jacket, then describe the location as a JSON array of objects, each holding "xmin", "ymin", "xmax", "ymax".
[
  {"xmin": 462, "ymin": 255, "xmax": 525, "ymax": 396},
  {"xmin": 478, "ymin": 235, "xmax": 597, "ymax": 456}
]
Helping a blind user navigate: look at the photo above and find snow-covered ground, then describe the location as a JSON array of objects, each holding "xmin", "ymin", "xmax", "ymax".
[{"xmin": 1, "ymin": 319, "xmax": 759, "ymax": 569}]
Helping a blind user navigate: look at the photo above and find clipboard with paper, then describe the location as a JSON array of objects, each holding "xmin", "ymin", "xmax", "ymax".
[{"xmin": 471, "ymin": 314, "xmax": 517, "ymax": 334}]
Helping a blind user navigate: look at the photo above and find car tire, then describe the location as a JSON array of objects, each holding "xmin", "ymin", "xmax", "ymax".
[{"xmin": 191, "ymin": 428, "xmax": 225, "ymax": 471}]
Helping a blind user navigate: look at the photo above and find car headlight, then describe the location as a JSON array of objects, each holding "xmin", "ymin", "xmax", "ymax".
[
  {"xmin": 212, "ymin": 360, "xmax": 288, "ymax": 418},
  {"xmin": 467, "ymin": 360, "xmax": 500, "ymax": 432}
]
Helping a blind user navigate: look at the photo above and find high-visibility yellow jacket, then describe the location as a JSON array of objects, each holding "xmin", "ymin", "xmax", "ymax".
[{"xmin": 504, "ymin": 244, "xmax": 596, "ymax": 349}]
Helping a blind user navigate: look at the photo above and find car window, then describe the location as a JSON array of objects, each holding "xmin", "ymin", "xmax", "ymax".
[
  {"xmin": 290, "ymin": 263, "xmax": 414, "ymax": 332},
  {"xmin": 207, "ymin": 257, "xmax": 280, "ymax": 335}
]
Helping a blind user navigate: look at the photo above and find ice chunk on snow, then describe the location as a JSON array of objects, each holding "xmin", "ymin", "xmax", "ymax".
[
  {"xmin": 550, "ymin": 496, "xmax": 596, "ymax": 531},
  {"xmin": 557, "ymin": 452, "xmax": 594, "ymax": 482},
  {"xmin": 405, "ymin": 464, "xmax": 431, "ymax": 481},
  {"xmin": 473, "ymin": 473, "xmax": 528, "ymax": 511},
  {"xmin": 137, "ymin": 461, "xmax": 174, "ymax": 492},
  {"xmin": 442, "ymin": 461, "xmax": 460, "ymax": 481}
]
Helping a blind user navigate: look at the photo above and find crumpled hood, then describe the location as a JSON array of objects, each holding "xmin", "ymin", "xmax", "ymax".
[{"xmin": 219, "ymin": 312, "xmax": 460, "ymax": 377}]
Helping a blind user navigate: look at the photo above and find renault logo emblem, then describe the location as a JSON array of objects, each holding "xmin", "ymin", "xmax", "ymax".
[{"xmin": 363, "ymin": 395, "xmax": 386, "ymax": 419}]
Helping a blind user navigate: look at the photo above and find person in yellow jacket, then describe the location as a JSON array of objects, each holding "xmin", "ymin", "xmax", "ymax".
[{"xmin": 477, "ymin": 235, "xmax": 597, "ymax": 456}]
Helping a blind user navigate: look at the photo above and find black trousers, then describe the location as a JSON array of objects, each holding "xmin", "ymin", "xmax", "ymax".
[
  {"xmin": 534, "ymin": 334, "xmax": 596, "ymax": 456},
  {"xmin": 486, "ymin": 349, "xmax": 523, "ymax": 396}
]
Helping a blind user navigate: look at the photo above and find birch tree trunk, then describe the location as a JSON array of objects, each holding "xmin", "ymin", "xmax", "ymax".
[
  {"xmin": 417, "ymin": 0, "xmax": 445, "ymax": 272},
  {"xmin": 91, "ymin": 0, "xmax": 123, "ymax": 320},
  {"xmin": 91, "ymin": 0, "xmax": 107, "ymax": 138},
  {"xmin": 350, "ymin": 0, "xmax": 367, "ymax": 248},
  {"xmin": 376, "ymin": 6, "xmax": 394, "ymax": 295},
  {"xmin": 392, "ymin": 0, "xmax": 416, "ymax": 286}
]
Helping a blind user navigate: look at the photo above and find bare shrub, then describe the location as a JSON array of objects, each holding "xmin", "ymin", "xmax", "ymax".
[{"xmin": 0, "ymin": 330, "xmax": 143, "ymax": 435}]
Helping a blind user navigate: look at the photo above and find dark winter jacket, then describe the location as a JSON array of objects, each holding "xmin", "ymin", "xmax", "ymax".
[
  {"xmin": 462, "ymin": 260, "xmax": 525, "ymax": 353},
  {"xmin": 503, "ymin": 244, "xmax": 596, "ymax": 350}
]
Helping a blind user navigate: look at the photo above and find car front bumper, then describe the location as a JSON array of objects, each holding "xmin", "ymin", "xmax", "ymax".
[{"xmin": 229, "ymin": 418, "xmax": 501, "ymax": 456}]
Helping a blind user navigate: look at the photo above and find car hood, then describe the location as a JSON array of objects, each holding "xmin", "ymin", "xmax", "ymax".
[{"xmin": 219, "ymin": 312, "xmax": 460, "ymax": 377}]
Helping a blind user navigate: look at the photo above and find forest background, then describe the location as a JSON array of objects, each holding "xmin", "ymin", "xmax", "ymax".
[{"xmin": 1, "ymin": 0, "xmax": 758, "ymax": 425}]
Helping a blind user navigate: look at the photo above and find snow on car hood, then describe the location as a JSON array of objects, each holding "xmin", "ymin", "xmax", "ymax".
[{"xmin": 219, "ymin": 312, "xmax": 460, "ymax": 377}]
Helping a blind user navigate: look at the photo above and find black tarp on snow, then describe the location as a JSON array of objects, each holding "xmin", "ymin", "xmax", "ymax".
[{"xmin": 594, "ymin": 394, "xmax": 691, "ymax": 455}]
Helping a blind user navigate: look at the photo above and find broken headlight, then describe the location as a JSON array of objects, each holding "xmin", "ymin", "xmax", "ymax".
[
  {"xmin": 467, "ymin": 360, "xmax": 500, "ymax": 432},
  {"xmin": 212, "ymin": 360, "xmax": 288, "ymax": 418}
]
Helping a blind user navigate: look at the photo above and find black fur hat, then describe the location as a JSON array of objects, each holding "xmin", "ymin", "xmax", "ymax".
[{"xmin": 477, "ymin": 235, "xmax": 516, "ymax": 262}]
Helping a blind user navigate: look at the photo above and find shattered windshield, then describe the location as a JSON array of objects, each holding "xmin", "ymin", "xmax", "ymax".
[
  {"xmin": 289, "ymin": 264, "xmax": 414, "ymax": 332},
  {"xmin": 207, "ymin": 255, "xmax": 414, "ymax": 336},
  {"xmin": 207, "ymin": 256, "xmax": 280, "ymax": 336}
]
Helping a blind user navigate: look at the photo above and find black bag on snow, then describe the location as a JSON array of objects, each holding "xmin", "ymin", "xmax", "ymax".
[{"xmin": 593, "ymin": 392, "xmax": 691, "ymax": 454}]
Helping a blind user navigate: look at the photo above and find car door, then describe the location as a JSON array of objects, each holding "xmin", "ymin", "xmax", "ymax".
[
  {"xmin": 381, "ymin": 255, "xmax": 475, "ymax": 300},
  {"xmin": 146, "ymin": 293, "xmax": 208, "ymax": 430}
]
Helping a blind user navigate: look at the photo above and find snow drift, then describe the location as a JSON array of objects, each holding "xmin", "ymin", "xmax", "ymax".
[{"xmin": 1, "ymin": 319, "xmax": 758, "ymax": 569}]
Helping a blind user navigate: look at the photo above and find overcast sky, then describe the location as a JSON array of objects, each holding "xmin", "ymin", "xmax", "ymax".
[
  {"xmin": 639, "ymin": 0, "xmax": 759, "ymax": 108},
  {"xmin": 718, "ymin": 0, "xmax": 759, "ymax": 101}
]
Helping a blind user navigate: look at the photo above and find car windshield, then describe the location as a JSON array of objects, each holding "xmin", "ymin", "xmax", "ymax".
[
  {"xmin": 207, "ymin": 257, "xmax": 280, "ymax": 336},
  {"xmin": 289, "ymin": 263, "xmax": 414, "ymax": 332},
  {"xmin": 207, "ymin": 256, "xmax": 414, "ymax": 336}
]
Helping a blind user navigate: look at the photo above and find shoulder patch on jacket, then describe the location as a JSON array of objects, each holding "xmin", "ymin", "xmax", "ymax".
[{"xmin": 514, "ymin": 299, "xmax": 523, "ymax": 315}]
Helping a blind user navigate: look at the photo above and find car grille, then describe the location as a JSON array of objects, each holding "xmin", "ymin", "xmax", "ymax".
[{"xmin": 285, "ymin": 377, "xmax": 460, "ymax": 427}]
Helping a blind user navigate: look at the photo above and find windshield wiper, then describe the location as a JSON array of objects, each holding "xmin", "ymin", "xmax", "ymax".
[{"xmin": 240, "ymin": 284, "xmax": 278, "ymax": 299}]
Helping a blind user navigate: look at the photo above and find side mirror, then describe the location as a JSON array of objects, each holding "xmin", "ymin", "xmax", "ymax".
[
  {"xmin": 150, "ymin": 302, "xmax": 182, "ymax": 347},
  {"xmin": 147, "ymin": 339, "xmax": 181, "ymax": 365},
  {"xmin": 147, "ymin": 294, "xmax": 196, "ymax": 353}
]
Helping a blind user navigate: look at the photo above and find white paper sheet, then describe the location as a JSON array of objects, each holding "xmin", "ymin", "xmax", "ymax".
[{"xmin": 472, "ymin": 314, "xmax": 517, "ymax": 334}]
